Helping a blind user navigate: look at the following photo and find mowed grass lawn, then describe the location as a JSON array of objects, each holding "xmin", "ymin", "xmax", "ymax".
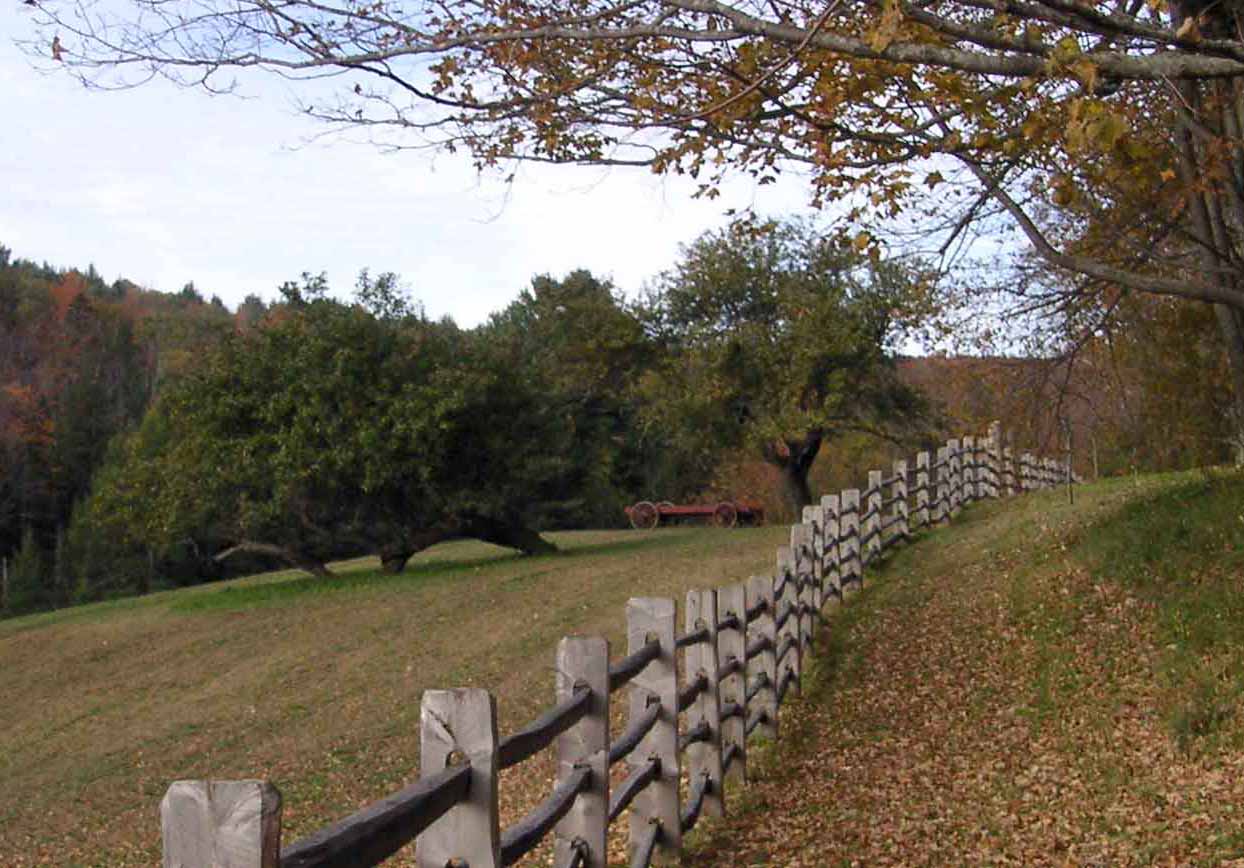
[{"xmin": 0, "ymin": 524, "xmax": 789, "ymax": 867}]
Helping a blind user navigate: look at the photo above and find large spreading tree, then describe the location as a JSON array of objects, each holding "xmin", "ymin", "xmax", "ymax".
[
  {"xmin": 89, "ymin": 282, "xmax": 580, "ymax": 578},
  {"xmin": 23, "ymin": 0, "xmax": 1244, "ymax": 456},
  {"xmin": 640, "ymin": 218, "xmax": 931, "ymax": 510}
]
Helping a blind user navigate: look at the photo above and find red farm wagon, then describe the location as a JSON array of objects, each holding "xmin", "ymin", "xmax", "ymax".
[{"xmin": 624, "ymin": 499, "xmax": 765, "ymax": 529}]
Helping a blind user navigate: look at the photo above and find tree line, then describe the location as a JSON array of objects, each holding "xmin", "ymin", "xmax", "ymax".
[{"xmin": 1, "ymin": 215, "xmax": 1235, "ymax": 618}]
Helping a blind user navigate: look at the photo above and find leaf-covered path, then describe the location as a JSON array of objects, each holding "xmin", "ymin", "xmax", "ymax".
[{"xmin": 687, "ymin": 475, "xmax": 1244, "ymax": 867}]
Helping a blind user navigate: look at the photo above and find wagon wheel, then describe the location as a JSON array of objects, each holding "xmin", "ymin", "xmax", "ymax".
[
  {"xmin": 713, "ymin": 502, "xmax": 739, "ymax": 528},
  {"xmin": 630, "ymin": 501, "xmax": 660, "ymax": 530}
]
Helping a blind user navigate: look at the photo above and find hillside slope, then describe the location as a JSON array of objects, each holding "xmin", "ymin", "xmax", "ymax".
[
  {"xmin": 688, "ymin": 470, "xmax": 1244, "ymax": 866},
  {"xmin": 0, "ymin": 525, "xmax": 789, "ymax": 866}
]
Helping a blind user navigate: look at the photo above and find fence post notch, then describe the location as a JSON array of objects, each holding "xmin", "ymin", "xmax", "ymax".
[
  {"xmin": 775, "ymin": 546, "xmax": 801, "ymax": 693},
  {"xmin": 865, "ymin": 471, "xmax": 883, "ymax": 564},
  {"xmin": 626, "ymin": 596, "xmax": 680, "ymax": 862},
  {"xmin": 717, "ymin": 583, "xmax": 747, "ymax": 786},
  {"xmin": 947, "ymin": 439, "xmax": 962, "ymax": 518},
  {"xmin": 745, "ymin": 574, "xmax": 778, "ymax": 741},
  {"xmin": 162, "ymin": 780, "xmax": 282, "ymax": 868},
  {"xmin": 555, "ymin": 636, "xmax": 609, "ymax": 868},
  {"xmin": 416, "ymin": 688, "xmax": 500, "ymax": 868},
  {"xmin": 819, "ymin": 495, "xmax": 842, "ymax": 603},
  {"xmin": 893, "ymin": 459, "xmax": 909, "ymax": 543},
  {"xmin": 842, "ymin": 488, "xmax": 861, "ymax": 590},
  {"xmin": 915, "ymin": 452, "xmax": 930, "ymax": 530},
  {"xmin": 684, "ymin": 589, "xmax": 724, "ymax": 820}
]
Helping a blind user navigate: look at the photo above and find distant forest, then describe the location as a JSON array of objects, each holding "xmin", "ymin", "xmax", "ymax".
[{"xmin": 1, "ymin": 228, "xmax": 1233, "ymax": 617}]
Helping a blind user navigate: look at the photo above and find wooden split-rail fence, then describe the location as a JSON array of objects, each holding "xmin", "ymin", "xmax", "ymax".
[{"xmin": 162, "ymin": 423, "xmax": 1073, "ymax": 868}]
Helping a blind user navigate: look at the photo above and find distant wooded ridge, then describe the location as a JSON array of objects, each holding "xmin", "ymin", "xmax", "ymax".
[{"xmin": 1, "ymin": 234, "xmax": 1231, "ymax": 620}]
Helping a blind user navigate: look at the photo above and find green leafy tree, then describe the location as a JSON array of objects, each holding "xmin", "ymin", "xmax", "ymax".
[
  {"xmin": 90, "ymin": 283, "xmax": 570, "ymax": 577},
  {"xmin": 483, "ymin": 270, "xmax": 694, "ymax": 524},
  {"xmin": 641, "ymin": 218, "xmax": 932, "ymax": 510}
]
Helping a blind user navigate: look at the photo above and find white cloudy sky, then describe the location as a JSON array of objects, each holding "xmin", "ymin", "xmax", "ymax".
[{"xmin": 2, "ymin": 7, "xmax": 821, "ymax": 325}]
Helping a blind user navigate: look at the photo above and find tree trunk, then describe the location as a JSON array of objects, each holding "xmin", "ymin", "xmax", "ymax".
[
  {"xmin": 214, "ymin": 541, "xmax": 334, "ymax": 578},
  {"xmin": 763, "ymin": 430, "xmax": 824, "ymax": 515},
  {"xmin": 380, "ymin": 551, "xmax": 411, "ymax": 574},
  {"xmin": 461, "ymin": 516, "xmax": 557, "ymax": 555},
  {"xmin": 1173, "ymin": 77, "xmax": 1244, "ymax": 466},
  {"xmin": 379, "ymin": 527, "xmax": 457, "ymax": 573},
  {"xmin": 778, "ymin": 461, "xmax": 814, "ymax": 512},
  {"xmin": 1214, "ymin": 304, "xmax": 1244, "ymax": 465}
]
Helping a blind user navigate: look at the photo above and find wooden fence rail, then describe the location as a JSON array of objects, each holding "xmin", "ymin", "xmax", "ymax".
[{"xmin": 161, "ymin": 423, "xmax": 1074, "ymax": 868}]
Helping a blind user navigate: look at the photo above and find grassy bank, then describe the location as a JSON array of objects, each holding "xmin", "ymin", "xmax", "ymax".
[
  {"xmin": 0, "ymin": 525, "xmax": 787, "ymax": 867},
  {"xmin": 687, "ymin": 469, "xmax": 1244, "ymax": 866}
]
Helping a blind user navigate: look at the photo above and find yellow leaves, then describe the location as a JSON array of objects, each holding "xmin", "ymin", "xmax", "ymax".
[
  {"xmin": 852, "ymin": 230, "xmax": 872, "ymax": 252},
  {"xmin": 1050, "ymin": 36, "xmax": 1082, "ymax": 67},
  {"xmin": 1175, "ymin": 15, "xmax": 1202, "ymax": 40},
  {"xmin": 924, "ymin": 171, "xmax": 944, "ymax": 189},
  {"xmin": 1064, "ymin": 99, "xmax": 1130, "ymax": 156},
  {"xmin": 1069, "ymin": 59, "xmax": 1098, "ymax": 93},
  {"xmin": 1051, "ymin": 174, "xmax": 1078, "ymax": 207},
  {"xmin": 1159, "ymin": 168, "xmax": 1177, "ymax": 183},
  {"xmin": 866, "ymin": 0, "xmax": 904, "ymax": 52}
]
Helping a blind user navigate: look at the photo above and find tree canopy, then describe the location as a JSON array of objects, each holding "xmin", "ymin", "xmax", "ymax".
[
  {"xmin": 90, "ymin": 288, "xmax": 585, "ymax": 577},
  {"xmin": 25, "ymin": 0, "xmax": 1244, "ymax": 456},
  {"xmin": 639, "ymin": 218, "xmax": 932, "ymax": 508}
]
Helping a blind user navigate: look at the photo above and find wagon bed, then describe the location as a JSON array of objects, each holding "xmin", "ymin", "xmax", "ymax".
[{"xmin": 624, "ymin": 499, "xmax": 765, "ymax": 529}]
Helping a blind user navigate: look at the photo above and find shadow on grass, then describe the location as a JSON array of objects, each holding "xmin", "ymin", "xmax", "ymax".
[
  {"xmin": 170, "ymin": 552, "xmax": 528, "ymax": 612},
  {"xmin": 170, "ymin": 529, "xmax": 701, "ymax": 613},
  {"xmin": 552, "ymin": 529, "xmax": 705, "ymax": 559}
]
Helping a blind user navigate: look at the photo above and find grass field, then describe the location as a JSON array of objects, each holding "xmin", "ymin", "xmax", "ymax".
[
  {"xmin": 5, "ymin": 471, "xmax": 1243, "ymax": 867},
  {"xmin": 0, "ymin": 525, "xmax": 789, "ymax": 866}
]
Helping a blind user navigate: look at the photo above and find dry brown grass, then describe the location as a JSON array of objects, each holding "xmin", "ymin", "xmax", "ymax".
[{"xmin": 0, "ymin": 525, "xmax": 787, "ymax": 867}]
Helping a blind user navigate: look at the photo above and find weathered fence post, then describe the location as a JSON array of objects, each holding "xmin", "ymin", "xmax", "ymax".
[
  {"xmin": 893, "ymin": 459, "xmax": 908, "ymax": 542},
  {"xmin": 417, "ymin": 688, "xmax": 500, "ymax": 868},
  {"xmin": 801, "ymin": 506, "xmax": 825, "ymax": 613},
  {"xmin": 745, "ymin": 575, "xmax": 778, "ymax": 740},
  {"xmin": 946, "ymin": 439, "xmax": 959, "ymax": 517},
  {"xmin": 791, "ymin": 523, "xmax": 815, "ymax": 652},
  {"xmin": 626, "ymin": 597, "xmax": 681, "ymax": 862},
  {"xmin": 963, "ymin": 435, "xmax": 977, "ymax": 503},
  {"xmin": 555, "ymin": 637, "xmax": 610, "ymax": 868},
  {"xmin": 865, "ymin": 470, "xmax": 883, "ymax": 564},
  {"xmin": 162, "ymin": 780, "xmax": 282, "ymax": 868},
  {"xmin": 684, "ymin": 590, "xmax": 724, "ymax": 821},
  {"xmin": 1002, "ymin": 446, "xmax": 1015, "ymax": 497},
  {"xmin": 717, "ymin": 583, "xmax": 747, "ymax": 786},
  {"xmin": 775, "ymin": 546, "xmax": 801, "ymax": 693},
  {"xmin": 977, "ymin": 435, "xmax": 989, "ymax": 499},
  {"xmin": 987, "ymin": 422, "xmax": 1002, "ymax": 498},
  {"xmin": 842, "ymin": 488, "xmax": 862, "ymax": 588},
  {"xmin": 935, "ymin": 446, "xmax": 949, "ymax": 524},
  {"xmin": 820, "ymin": 494, "xmax": 842, "ymax": 602},
  {"xmin": 915, "ymin": 452, "xmax": 930, "ymax": 530}
]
